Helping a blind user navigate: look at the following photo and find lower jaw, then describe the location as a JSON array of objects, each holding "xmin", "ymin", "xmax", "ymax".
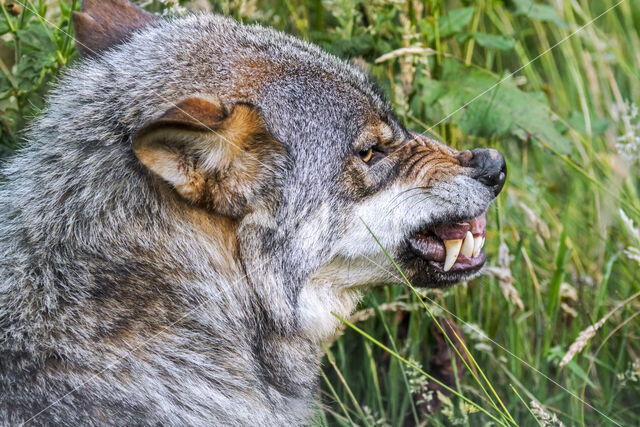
[
  {"xmin": 397, "ymin": 245, "xmax": 487, "ymax": 288},
  {"xmin": 427, "ymin": 252, "xmax": 486, "ymax": 273}
]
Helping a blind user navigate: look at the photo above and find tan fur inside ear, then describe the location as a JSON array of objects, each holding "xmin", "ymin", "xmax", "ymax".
[
  {"xmin": 134, "ymin": 131, "xmax": 207, "ymax": 202},
  {"xmin": 133, "ymin": 98, "xmax": 275, "ymax": 212},
  {"xmin": 194, "ymin": 104, "xmax": 265, "ymax": 173}
]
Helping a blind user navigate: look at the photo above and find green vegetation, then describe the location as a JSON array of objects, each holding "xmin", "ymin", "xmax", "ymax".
[{"xmin": 1, "ymin": 0, "xmax": 638, "ymax": 424}]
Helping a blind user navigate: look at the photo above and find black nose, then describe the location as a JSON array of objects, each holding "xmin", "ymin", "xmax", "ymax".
[{"xmin": 458, "ymin": 148, "xmax": 506, "ymax": 196}]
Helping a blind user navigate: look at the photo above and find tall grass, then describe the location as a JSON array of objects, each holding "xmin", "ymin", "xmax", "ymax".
[
  {"xmin": 0, "ymin": 0, "xmax": 638, "ymax": 425},
  {"xmin": 290, "ymin": 0, "xmax": 639, "ymax": 425}
]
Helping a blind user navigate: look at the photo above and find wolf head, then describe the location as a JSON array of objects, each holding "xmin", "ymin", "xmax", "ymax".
[{"xmin": 65, "ymin": 0, "xmax": 506, "ymax": 336}]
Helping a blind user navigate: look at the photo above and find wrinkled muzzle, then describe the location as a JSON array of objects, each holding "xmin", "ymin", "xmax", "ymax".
[
  {"xmin": 399, "ymin": 136, "xmax": 507, "ymax": 284},
  {"xmin": 335, "ymin": 132, "xmax": 507, "ymax": 287}
]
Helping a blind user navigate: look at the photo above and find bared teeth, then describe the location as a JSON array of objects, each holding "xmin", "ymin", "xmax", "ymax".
[
  {"xmin": 443, "ymin": 239, "xmax": 463, "ymax": 272},
  {"xmin": 472, "ymin": 235, "xmax": 485, "ymax": 258},
  {"xmin": 461, "ymin": 231, "xmax": 474, "ymax": 257}
]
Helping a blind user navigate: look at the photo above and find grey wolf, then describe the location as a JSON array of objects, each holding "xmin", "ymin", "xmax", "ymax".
[{"xmin": 0, "ymin": 0, "xmax": 506, "ymax": 424}]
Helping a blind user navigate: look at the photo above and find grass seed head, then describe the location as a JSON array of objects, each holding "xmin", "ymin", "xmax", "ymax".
[{"xmin": 530, "ymin": 401, "xmax": 565, "ymax": 427}]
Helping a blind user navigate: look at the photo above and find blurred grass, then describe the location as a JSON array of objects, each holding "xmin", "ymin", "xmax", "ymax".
[{"xmin": 0, "ymin": 0, "xmax": 638, "ymax": 425}]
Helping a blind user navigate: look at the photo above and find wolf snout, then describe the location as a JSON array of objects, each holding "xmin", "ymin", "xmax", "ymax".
[{"xmin": 457, "ymin": 148, "xmax": 506, "ymax": 196}]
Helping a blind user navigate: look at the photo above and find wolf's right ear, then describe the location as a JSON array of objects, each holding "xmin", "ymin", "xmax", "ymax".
[
  {"xmin": 133, "ymin": 97, "xmax": 282, "ymax": 216},
  {"xmin": 72, "ymin": 0, "xmax": 158, "ymax": 57}
]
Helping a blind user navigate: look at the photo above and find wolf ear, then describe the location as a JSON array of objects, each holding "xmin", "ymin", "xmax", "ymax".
[
  {"xmin": 133, "ymin": 97, "xmax": 279, "ymax": 216},
  {"xmin": 72, "ymin": 0, "xmax": 158, "ymax": 57}
]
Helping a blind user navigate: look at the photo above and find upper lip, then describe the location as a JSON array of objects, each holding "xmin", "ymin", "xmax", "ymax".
[{"xmin": 409, "ymin": 213, "xmax": 487, "ymax": 273}]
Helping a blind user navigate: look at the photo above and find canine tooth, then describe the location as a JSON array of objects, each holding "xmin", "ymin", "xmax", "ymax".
[
  {"xmin": 461, "ymin": 231, "xmax": 474, "ymax": 257},
  {"xmin": 443, "ymin": 239, "xmax": 462, "ymax": 272},
  {"xmin": 472, "ymin": 235, "xmax": 483, "ymax": 257}
]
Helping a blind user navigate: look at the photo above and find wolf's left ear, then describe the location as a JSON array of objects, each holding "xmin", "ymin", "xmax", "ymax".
[
  {"xmin": 133, "ymin": 97, "xmax": 282, "ymax": 216},
  {"xmin": 73, "ymin": 0, "xmax": 158, "ymax": 57}
]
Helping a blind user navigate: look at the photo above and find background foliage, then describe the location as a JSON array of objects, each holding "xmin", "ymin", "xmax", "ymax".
[{"xmin": 0, "ymin": 0, "xmax": 639, "ymax": 425}]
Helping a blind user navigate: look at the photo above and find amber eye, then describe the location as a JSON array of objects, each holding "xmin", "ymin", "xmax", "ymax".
[{"xmin": 359, "ymin": 147, "xmax": 373, "ymax": 163}]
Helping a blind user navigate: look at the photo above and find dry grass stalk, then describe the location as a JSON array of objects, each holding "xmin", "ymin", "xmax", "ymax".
[
  {"xmin": 519, "ymin": 202, "xmax": 551, "ymax": 243},
  {"xmin": 484, "ymin": 242, "xmax": 524, "ymax": 310},
  {"xmin": 620, "ymin": 209, "xmax": 640, "ymax": 266},
  {"xmin": 559, "ymin": 316, "xmax": 609, "ymax": 368},
  {"xmin": 349, "ymin": 301, "xmax": 421, "ymax": 323},
  {"xmin": 325, "ymin": 301, "xmax": 422, "ymax": 345},
  {"xmin": 374, "ymin": 46, "xmax": 437, "ymax": 64},
  {"xmin": 530, "ymin": 400, "xmax": 565, "ymax": 427},
  {"xmin": 560, "ymin": 290, "xmax": 640, "ymax": 367},
  {"xmin": 619, "ymin": 208, "xmax": 640, "ymax": 242}
]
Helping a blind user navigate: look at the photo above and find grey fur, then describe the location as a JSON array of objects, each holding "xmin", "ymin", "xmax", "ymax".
[{"xmin": 0, "ymin": 11, "xmax": 502, "ymax": 426}]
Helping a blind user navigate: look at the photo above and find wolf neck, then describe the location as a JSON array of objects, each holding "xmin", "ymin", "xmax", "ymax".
[{"xmin": 0, "ymin": 142, "xmax": 327, "ymax": 423}]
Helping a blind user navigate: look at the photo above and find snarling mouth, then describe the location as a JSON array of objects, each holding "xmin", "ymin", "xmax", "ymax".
[{"xmin": 409, "ymin": 213, "xmax": 487, "ymax": 275}]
